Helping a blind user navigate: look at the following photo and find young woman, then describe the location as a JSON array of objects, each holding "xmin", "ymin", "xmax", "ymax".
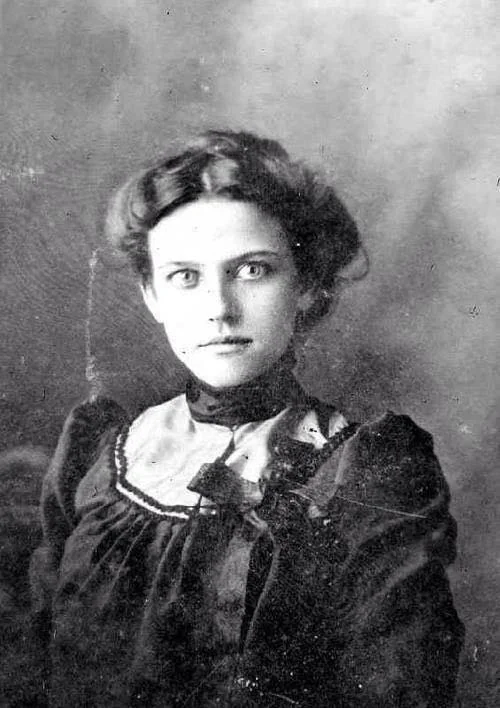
[{"xmin": 30, "ymin": 131, "xmax": 464, "ymax": 707}]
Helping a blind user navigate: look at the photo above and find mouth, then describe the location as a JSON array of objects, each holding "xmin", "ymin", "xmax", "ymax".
[
  {"xmin": 198, "ymin": 336, "xmax": 252, "ymax": 354},
  {"xmin": 199, "ymin": 336, "xmax": 252, "ymax": 347}
]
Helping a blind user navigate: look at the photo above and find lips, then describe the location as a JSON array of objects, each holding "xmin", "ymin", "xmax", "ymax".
[{"xmin": 199, "ymin": 336, "xmax": 252, "ymax": 347}]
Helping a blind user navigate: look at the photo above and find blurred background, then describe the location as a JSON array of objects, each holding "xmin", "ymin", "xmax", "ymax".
[{"xmin": 1, "ymin": 0, "xmax": 498, "ymax": 703}]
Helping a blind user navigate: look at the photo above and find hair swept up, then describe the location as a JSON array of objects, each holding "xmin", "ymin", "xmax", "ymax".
[{"xmin": 105, "ymin": 129, "xmax": 364, "ymax": 328}]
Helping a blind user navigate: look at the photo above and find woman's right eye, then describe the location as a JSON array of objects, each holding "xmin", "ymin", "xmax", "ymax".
[{"xmin": 168, "ymin": 269, "xmax": 199, "ymax": 289}]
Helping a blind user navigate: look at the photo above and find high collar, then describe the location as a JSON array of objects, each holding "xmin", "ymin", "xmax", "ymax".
[{"xmin": 185, "ymin": 351, "xmax": 307, "ymax": 428}]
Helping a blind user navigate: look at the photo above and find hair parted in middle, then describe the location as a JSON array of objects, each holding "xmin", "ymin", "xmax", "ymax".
[{"xmin": 106, "ymin": 129, "xmax": 363, "ymax": 329}]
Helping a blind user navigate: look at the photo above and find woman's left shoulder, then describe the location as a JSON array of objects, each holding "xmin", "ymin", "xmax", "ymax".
[
  {"xmin": 337, "ymin": 411, "xmax": 449, "ymax": 512},
  {"xmin": 301, "ymin": 408, "xmax": 449, "ymax": 517},
  {"xmin": 343, "ymin": 411, "xmax": 443, "ymax": 479},
  {"xmin": 354, "ymin": 410, "xmax": 436, "ymax": 453}
]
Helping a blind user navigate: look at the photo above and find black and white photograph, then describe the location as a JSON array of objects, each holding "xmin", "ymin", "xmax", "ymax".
[{"xmin": 0, "ymin": 1, "xmax": 498, "ymax": 705}]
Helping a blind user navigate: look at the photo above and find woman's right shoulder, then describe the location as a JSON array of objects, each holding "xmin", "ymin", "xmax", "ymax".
[
  {"xmin": 58, "ymin": 396, "xmax": 129, "ymax": 446},
  {"xmin": 36, "ymin": 398, "xmax": 131, "ymax": 540},
  {"xmin": 47, "ymin": 397, "xmax": 129, "ymax": 483}
]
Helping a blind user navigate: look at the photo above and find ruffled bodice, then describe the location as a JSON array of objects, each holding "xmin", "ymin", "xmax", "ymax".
[{"xmin": 29, "ymin": 397, "xmax": 464, "ymax": 707}]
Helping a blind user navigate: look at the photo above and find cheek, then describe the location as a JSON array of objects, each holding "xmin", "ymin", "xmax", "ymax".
[
  {"xmin": 158, "ymin": 309, "xmax": 192, "ymax": 348},
  {"xmin": 152, "ymin": 289, "xmax": 193, "ymax": 331},
  {"xmin": 252, "ymin": 286, "xmax": 301, "ymax": 333},
  {"xmin": 274, "ymin": 282, "xmax": 302, "ymax": 317}
]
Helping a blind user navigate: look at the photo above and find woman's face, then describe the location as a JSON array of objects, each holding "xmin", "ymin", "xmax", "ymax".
[{"xmin": 142, "ymin": 197, "xmax": 312, "ymax": 388}]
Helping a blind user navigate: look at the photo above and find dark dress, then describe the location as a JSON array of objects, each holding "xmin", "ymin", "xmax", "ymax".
[{"xmin": 30, "ymin": 397, "xmax": 464, "ymax": 707}]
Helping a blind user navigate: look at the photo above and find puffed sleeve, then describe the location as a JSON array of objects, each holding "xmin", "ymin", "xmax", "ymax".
[
  {"xmin": 29, "ymin": 398, "xmax": 127, "ymax": 645},
  {"xmin": 305, "ymin": 412, "xmax": 464, "ymax": 707}
]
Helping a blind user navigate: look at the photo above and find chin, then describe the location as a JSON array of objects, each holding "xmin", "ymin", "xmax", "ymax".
[
  {"xmin": 181, "ymin": 346, "xmax": 285, "ymax": 389},
  {"xmin": 189, "ymin": 361, "xmax": 266, "ymax": 389},
  {"xmin": 195, "ymin": 371, "xmax": 257, "ymax": 389}
]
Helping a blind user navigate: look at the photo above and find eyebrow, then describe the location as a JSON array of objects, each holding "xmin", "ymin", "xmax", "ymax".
[{"xmin": 156, "ymin": 249, "xmax": 286, "ymax": 270}]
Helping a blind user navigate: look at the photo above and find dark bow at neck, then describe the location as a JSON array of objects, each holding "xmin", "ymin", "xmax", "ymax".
[{"xmin": 185, "ymin": 351, "xmax": 306, "ymax": 428}]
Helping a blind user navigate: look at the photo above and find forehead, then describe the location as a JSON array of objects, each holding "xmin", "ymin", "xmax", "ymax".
[{"xmin": 147, "ymin": 197, "xmax": 291, "ymax": 264}]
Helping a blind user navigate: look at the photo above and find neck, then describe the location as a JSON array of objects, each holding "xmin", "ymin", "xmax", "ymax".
[{"xmin": 185, "ymin": 350, "xmax": 306, "ymax": 427}]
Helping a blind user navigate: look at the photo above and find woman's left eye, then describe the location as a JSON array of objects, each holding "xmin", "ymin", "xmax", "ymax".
[{"xmin": 236, "ymin": 262, "xmax": 270, "ymax": 280}]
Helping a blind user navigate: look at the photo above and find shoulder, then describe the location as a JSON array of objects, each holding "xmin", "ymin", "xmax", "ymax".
[
  {"xmin": 37, "ymin": 398, "xmax": 130, "ymax": 537},
  {"xmin": 339, "ymin": 411, "xmax": 447, "ymax": 505},
  {"xmin": 299, "ymin": 410, "xmax": 449, "ymax": 517},
  {"xmin": 295, "ymin": 412, "xmax": 458, "ymax": 571},
  {"xmin": 46, "ymin": 397, "xmax": 129, "ymax": 489},
  {"xmin": 59, "ymin": 396, "xmax": 128, "ymax": 434},
  {"xmin": 349, "ymin": 410, "xmax": 436, "ymax": 460},
  {"xmin": 56, "ymin": 397, "xmax": 129, "ymax": 455}
]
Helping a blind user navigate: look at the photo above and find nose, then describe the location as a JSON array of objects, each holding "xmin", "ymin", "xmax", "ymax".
[{"xmin": 203, "ymin": 272, "xmax": 239, "ymax": 323}]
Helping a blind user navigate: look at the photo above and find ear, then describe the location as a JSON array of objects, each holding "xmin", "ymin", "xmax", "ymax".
[{"xmin": 140, "ymin": 283, "xmax": 163, "ymax": 323}]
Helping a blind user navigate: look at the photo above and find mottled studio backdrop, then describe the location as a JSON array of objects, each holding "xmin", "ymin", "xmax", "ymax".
[{"xmin": 1, "ymin": 0, "xmax": 499, "ymax": 704}]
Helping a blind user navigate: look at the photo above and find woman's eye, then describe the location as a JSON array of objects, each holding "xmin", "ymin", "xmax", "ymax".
[
  {"xmin": 236, "ymin": 262, "xmax": 270, "ymax": 280},
  {"xmin": 168, "ymin": 269, "xmax": 199, "ymax": 288}
]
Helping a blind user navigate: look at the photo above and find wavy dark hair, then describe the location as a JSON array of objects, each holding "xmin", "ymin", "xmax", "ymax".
[{"xmin": 105, "ymin": 130, "xmax": 363, "ymax": 328}]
